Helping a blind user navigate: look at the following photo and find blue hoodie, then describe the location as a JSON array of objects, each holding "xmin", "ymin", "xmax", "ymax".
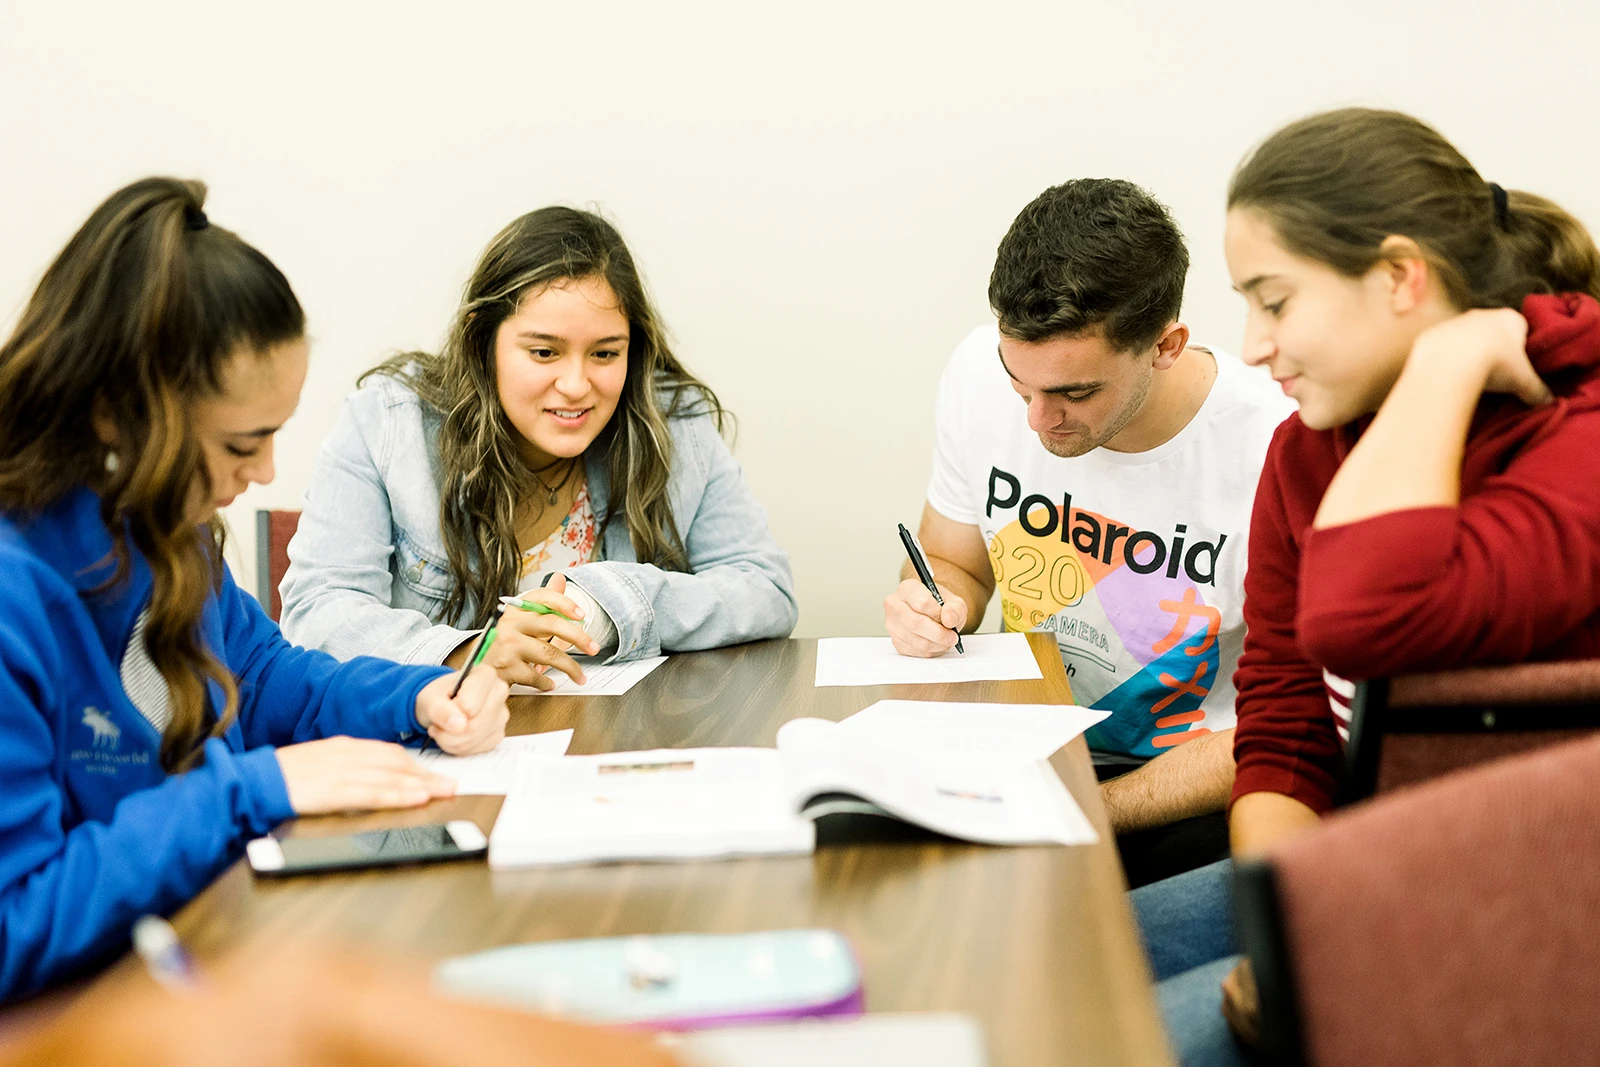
[{"xmin": 0, "ymin": 488, "xmax": 449, "ymax": 1002}]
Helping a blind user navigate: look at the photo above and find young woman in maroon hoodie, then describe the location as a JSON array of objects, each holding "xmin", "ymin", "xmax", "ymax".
[{"xmin": 1137, "ymin": 107, "xmax": 1600, "ymax": 1066}]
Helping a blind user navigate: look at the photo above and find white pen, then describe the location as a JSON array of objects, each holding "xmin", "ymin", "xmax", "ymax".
[{"xmin": 132, "ymin": 914, "xmax": 201, "ymax": 991}]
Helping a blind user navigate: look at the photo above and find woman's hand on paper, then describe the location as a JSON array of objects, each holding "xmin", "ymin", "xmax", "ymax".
[
  {"xmin": 482, "ymin": 574, "xmax": 599, "ymax": 690},
  {"xmin": 275, "ymin": 737, "xmax": 456, "ymax": 814},
  {"xmin": 416, "ymin": 666, "xmax": 510, "ymax": 755}
]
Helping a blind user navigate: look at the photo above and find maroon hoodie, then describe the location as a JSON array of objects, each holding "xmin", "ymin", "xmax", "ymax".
[{"xmin": 1231, "ymin": 293, "xmax": 1600, "ymax": 814}]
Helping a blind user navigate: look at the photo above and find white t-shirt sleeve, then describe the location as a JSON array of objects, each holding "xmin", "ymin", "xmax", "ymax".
[{"xmin": 925, "ymin": 333, "xmax": 982, "ymax": 526}]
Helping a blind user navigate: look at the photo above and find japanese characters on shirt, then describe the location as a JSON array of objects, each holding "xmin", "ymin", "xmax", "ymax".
[{"xmin": 927, "ymin": 324, "xmax": 1294, "ymax": 759}]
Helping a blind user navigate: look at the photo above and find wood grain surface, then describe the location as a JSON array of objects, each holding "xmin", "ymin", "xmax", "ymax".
[{"xmin": 87, "ymin": 634, "xmax": 1176, "ymax": 1066}]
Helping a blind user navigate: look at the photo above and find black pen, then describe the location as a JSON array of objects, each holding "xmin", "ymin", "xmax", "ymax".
[
  {"xmin": 449, "ymin": 603, "xmax": 507, "ymax": 699},
  {"xmin": 898, "ymin": 522, "xmax": 964, "ymax": 654}
]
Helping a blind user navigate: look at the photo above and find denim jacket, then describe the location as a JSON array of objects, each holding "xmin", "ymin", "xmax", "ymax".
[{"xmin": 278, "ymin": 374, "xmax": 798, "ymax": 665}]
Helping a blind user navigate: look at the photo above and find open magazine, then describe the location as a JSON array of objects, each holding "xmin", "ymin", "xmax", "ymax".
[{"xmin": 488, "ymin": 702, "xmax": 1106, "ymax": 869}]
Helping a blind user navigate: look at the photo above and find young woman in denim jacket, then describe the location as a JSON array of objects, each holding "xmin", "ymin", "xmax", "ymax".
[{"xmin": 279, "ymin": 208, "xmax": 797, "ymax": 687}]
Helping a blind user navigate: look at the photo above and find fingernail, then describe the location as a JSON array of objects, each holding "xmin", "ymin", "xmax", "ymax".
[{"xmin": 573, "ymin": 607, "xmax": 585, "ymax": 619}]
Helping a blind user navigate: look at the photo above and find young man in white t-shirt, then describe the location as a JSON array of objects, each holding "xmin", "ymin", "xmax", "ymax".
[{"xmin": 885, "ymin": 179, "xmax": 1293, "ymax": 885}]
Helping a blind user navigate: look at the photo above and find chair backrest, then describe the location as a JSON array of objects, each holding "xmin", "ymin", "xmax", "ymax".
[
  {"xmin": 254, "ymin": 509, "xmax": 301, "ymax": 623},
  {"xmin": 1237, "ymin": 732, "xmax": 1600, "ymax": 1067},
  {"xmin": 1341, "ymin": 659, "xmax": 1600, "ymax": 803}
]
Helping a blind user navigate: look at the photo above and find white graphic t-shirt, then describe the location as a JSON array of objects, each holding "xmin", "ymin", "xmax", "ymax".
[{"xmin": 927, "ymin": 324, "xmax": 1295, "ymax": 759}]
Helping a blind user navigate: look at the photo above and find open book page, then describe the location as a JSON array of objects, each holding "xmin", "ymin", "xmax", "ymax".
[
  {"xmin": 836, "ymin": 701, "xmax": 1109, "ymax": 760},
  {"xmin": 411, "ymin": 729, "xmax": 574, "ymax": 795},
  {"xmin": 775, "ymin": 719, "xmax": 1096, "ymax": 846},
  {"xmin": 489, "ymin": 748, "xmax": 816, "ymax": 869}
]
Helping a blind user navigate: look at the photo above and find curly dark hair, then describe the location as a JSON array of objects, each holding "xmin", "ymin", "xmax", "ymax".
[{"xmin": 988, "ymin": 178, "xmax": 1188, "ymax": 352}]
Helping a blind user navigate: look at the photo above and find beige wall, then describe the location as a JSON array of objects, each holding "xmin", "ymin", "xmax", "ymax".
[{"xmin": 2, "ymin": 0, "xmax": 1596, "ymax": 637}]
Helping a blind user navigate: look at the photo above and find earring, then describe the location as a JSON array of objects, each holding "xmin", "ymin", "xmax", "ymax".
[{"xmin": 104, "ymin": 450, "xmax": 120, "ymax": 473}]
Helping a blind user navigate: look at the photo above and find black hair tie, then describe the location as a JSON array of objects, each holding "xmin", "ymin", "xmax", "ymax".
[
  {"xmin": 183, "ymin": 204, "xmax": 210, "ymax": 232},
  {"xmin": 1489, "ymin": 183, "xmax": 1509, "ymax": 230}
]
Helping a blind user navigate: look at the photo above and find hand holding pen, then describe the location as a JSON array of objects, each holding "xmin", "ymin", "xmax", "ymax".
[
  {"xmin": 500, "ymin": 580, "xmax": 580, "ymax": 682},
  {"xmin": 413, "ymin": 610, "xmax": 511, "ymax": 756},
  {"xmin": 444, "ymin": 574, "xmax": 598, "ymax": 692},
  {"xmin": 887, "ymin": 522, "xmax": 969, "ymax": 658}
]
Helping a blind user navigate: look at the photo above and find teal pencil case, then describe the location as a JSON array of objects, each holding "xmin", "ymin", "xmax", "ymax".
[{"xmin": 433, "ymin": 929, "xmax": 864, "ymax": 1030}]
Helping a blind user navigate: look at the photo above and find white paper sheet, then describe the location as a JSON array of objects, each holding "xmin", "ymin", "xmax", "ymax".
[
  {"xmin": 412, "ymin": 729, "xmax": 573, "ymax": 795},
  {"xmin": 813, "ymin": 634, "xmax": 1043, "ymax": 688},
  {"xmin": 835, "ymin": 700, "xmax": 1109, "ymax": 760},
  {"xmin": 511, "ymin": 655, "xmax": 668, "ymax": 697},
  {"xmin": 674, "ymin": 1013, "xmax": 989, "ymax": 1067}
]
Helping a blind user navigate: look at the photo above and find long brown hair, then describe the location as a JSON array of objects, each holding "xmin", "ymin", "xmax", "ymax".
[
  {"xmin": 0, "ymin": 177, "xmax": 305, "ymax": 770},
  {"xmin": 1229, "ymin": 108, "xmax": 1600, "ymax": 309},
  {"xmin": 365, "ymin": 206, "xmax": 725, "ymax": 628}
]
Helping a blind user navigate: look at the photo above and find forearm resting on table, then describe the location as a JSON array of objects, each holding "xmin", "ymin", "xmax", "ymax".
[
  {"xmin": 1100, "ymin": 728, "xmax": 1235, "ymax": 835},
  {"xmin": 1229, "ymin": 790, "xmax": 1320, "ymax": 858},
  {"xmin": 900, "ymin": 557, "xmax": 991, "ymax": 633}
]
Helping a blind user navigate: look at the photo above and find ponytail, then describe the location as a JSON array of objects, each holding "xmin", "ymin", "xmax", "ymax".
[
  {"xmin": 1229, "ymin": 108, "xmax": 1600, "ymax": 311},
  {"xmin": 0, "ymin": 178, "xmax": 304, "ymax": 770},
  {"xmin": 1501, "ymin": 188, "xmax": 1600, "ymax": 303}
]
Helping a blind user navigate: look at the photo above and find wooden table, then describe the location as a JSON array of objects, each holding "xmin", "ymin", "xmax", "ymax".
[{"xmin": 114, "ymin": 635, "xmax": 1175, "ymax": 1066}]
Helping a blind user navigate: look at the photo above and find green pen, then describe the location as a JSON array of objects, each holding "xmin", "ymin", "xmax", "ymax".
[
  {"xmin": 500, "ymin": 595, "xmax": 591, "ymax": 678},
  {"xmin": 448, "ymin": 603, "xmax": 506, "ymax": 699},
  {"xmin": 498, "ymin": 595, "xmax": 576, "ymax": 622}
]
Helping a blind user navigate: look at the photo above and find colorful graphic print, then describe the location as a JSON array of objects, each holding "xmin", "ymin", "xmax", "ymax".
[
  {"xmin": 520, "ymin": 484, "xmax": 598, "ymax": 581},
  {"xmin": 989, "ymin": 499, "xmax": 1224, "ymax": 757}
]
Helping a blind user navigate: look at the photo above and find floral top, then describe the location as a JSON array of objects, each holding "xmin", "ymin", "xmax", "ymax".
[{"xmin": 519, "ymin": 483, "xmax": 598, "ymax": 583}]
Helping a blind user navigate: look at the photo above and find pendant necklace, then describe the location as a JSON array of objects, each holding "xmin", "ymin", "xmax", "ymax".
[{"xmin": 531, "ymin": 457, "xmax": 579, "ymax": 507}]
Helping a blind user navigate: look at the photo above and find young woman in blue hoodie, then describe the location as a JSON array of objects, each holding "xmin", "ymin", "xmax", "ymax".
[{"xmin": 0, "ymin": 178, "xmax": 511, "ymax": 1003}]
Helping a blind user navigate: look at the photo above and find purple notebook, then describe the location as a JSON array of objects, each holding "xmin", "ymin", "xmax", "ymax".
[{"xmin": 434, "ymin": 929, "xmax": 865, "ymax": 1030}]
